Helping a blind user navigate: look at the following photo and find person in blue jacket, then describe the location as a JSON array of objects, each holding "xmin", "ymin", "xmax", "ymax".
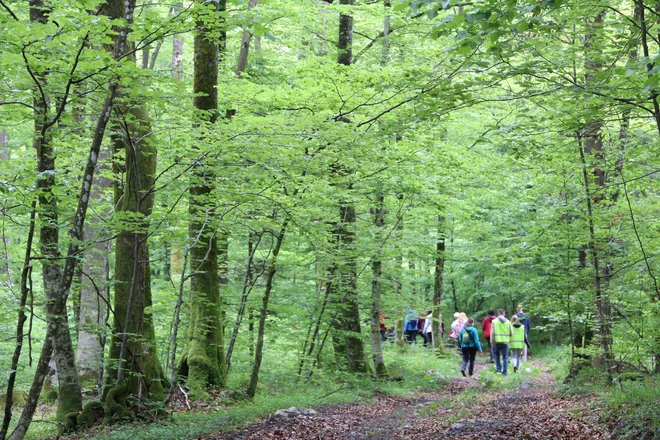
[
  {"xmin": 403, "ymin": 309, "xmax": 419, "ymax": 344},
  {"xmin": 459, "ymin": 318, "xmax": 483, "ymax": 377}
]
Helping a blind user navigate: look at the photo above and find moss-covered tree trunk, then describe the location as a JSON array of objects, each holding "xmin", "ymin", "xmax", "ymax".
[
  {"xmin": 98, "ymin": 0, "xmax": 166, "ymax": 415},
  {"xmin": 177, "ymin": 0, "xmax": 227, "ymax": 398},
  {"xmin": 105, "ymin": 102, "xmax": 166, "ymax": 410}
]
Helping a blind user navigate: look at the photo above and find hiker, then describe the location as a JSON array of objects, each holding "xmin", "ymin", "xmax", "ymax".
[
  {"xmin": 380, "ymin": 313, "xmax": 387, "ymax": 342},
  {"xmin": 459, "ymin": 318, "xmax": 483, "ymax": 377},
  {"xmin": 510, "ymin": 315, "xmax": 526, "ymax": 373},
  {"xmin": 417, "ymin": 313, "xmax": 427, "ymax": 344},
  {"xmin": 481, "ymin": 310, "xmax": 496, "ymax": 363},
  {"xmin": 404, "ymin": 309, "xmax": 418, "ymax": 344},
  {"xmin": 422, "ymin": 310, "xmax": 433, "ymax": 347},
  {"xmin": 448, "ymin": 312, "xmax": 460, "ymax": 343},
  {"xmin": 516, "ymin": 304, "xmax": 531, "ymax": 361},
  {"xmin": 490, "ymin": 309, "xmax": 513, "ymax": 376},
  {"xmin": 450, "ymin": 312, "xmax": 467, "ymax": 350}
]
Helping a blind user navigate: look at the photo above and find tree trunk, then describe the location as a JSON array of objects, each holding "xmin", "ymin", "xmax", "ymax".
[
  {"xmin": 0, "ymin": 130, "xmax": 11, "ymax": 282},
  {"xmin": 370, "ymin": 191, "xmax": 386, "ymax": 376},
  {"xmin": 105, "ymin": 100, "xmax": 166, "ymax": 409},
  {"xmin": 247, "ymin": 222, "xmax": 287, "ymax": 398},
  {"xmin": 432, "ymin": 215, "xmax": 447, "ymax": 354},
  {"xmin": 170, "ymin": 2, "xmax": 184, "ymax": 79},
  {"xmin": 236, "ymin": 0, "xmax": 258, "ymax": 76},
  {"xmin": 27, "ymin": 0, "xmax": 83, "ymax": 423},
  {"xmin": 583, "ymin": 9, "xmax": 613, "ymax": 371},
  {"xmin": 0, "ymin": 204, "xmax": 36, "ymax": 440},
  {"xmin": 102, "ymin": 0, "xmax": 166, "ymax": 408},
  {"xmin": 178, "ymin": 0, "xmax": 227, "ymax": 398},
  {"xmin": 331, "ymin": 0, "xmax": 368, "ymax": 374},
  {"xmin": 76, "ymin": 146, "xmax": 111, "ymax": 388}
]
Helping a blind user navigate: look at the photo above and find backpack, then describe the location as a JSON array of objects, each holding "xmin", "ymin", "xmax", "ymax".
[{"xmin": 461, "ymin": 329, "xmax": 471, "ymax": 345}]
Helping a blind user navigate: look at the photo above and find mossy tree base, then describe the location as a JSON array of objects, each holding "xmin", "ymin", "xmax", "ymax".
[{"xmin": 178, "ymin": 338, "xmax": 224, "ymax": 400}]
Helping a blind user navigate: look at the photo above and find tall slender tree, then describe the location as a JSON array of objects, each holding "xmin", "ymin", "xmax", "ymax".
[{"xmin": 178, "ymin": 0, "xmax": 227, "ymax": 398}]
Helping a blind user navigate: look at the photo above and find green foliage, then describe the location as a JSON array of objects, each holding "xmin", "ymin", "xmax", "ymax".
[
  {"xmin": 2, "ymin": 0, "xmax": 660, "ymax": 437},
  {"xmin": 601, "ymin": 376, "xmax": 660, "ymax": 440}
]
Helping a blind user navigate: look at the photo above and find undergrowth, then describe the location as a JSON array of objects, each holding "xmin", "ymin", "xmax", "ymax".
[
  {"xmin": 600, "ymin": 376, "xmax": 660, "ymax": 440},
  {"xmin": 55, "ymin": 344, "xmax": 462, "ymax": 440}
]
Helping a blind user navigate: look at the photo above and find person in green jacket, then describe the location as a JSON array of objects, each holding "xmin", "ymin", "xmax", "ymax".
[
  {"xmin": 459, "ymin": 318, "xmax": 483, "ymax": 377},
  {"xmin": 510, "ymin": 315, "xmax": 526, "ymax": 373},
  {"xmin": 490, "ymin": 309, "xmax": 513, "ymax": 376}
]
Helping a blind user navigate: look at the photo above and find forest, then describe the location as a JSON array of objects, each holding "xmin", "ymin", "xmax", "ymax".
[{"xmin": 0, "ymin": 0, "xmax": 659, "ymax": 438}]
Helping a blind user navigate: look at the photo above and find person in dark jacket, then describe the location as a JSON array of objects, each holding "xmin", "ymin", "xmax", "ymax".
[
  {"xmin": 459, "ymin": 318, "xmax": 483, "ymax": 377},
  {"xmin": 481, "ymin": 310, "xmax": 496, "ymax": 363},
  {"xmin": 516, "ymin": 305, "xmax": 531, "ymax": 361}
]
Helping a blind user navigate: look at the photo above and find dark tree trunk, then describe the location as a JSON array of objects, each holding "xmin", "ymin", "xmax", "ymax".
[
  {"xmin": 583, "ymin": 9, "xmax": 613, "ymax": 371},
  {"xmin": 370, "ymin": 192, "xmax": 386, "ymax": 376},
  {"xmin": 106, "ymin": 102, "xmax": 166, "ymax": 406},
  {"xmin": 330, "ymin": 0, "xmax": 368, "ymax": 374},
  {"xmin": 432, "ymin": 215, "xmax": 447, "ymax": 354},
  {"xmin": 247, "ymin": 223, "xmax": 287, "ymax": 398},
  {"xmin": 102, "ymin": 0, "xmax": 166, "ymax": 414}
]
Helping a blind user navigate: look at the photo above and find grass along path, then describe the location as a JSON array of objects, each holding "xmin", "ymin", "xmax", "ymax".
[{"xmin": 210, "ymin": 358, "xmax": 607, "ymax": 440}]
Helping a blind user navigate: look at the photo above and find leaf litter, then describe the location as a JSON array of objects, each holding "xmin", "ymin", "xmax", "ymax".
[{"xmin": 209, "ymin": 360, "xmax": 607, "ymax": 440}]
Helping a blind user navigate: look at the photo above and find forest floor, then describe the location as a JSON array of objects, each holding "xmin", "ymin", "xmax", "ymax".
[{"xmin": 209, "ymin": 358, "xmax": 608, "ymax": 440}]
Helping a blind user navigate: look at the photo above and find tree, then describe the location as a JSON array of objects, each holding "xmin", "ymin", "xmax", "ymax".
[
  {"xmin": 102, "ymin": 0, "xmax": 167, "ymax": 418},
  {"xmin": 177, "ymin": 0, "xmax": 228, "ymax": 399}
]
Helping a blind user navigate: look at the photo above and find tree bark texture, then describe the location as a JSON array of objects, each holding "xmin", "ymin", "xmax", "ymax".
[
  {"xmin": 171, "ymin": 2, "xmax": 184, "ymax": 80},
  {"xmin": 28, "ymin": 0, "xmax": 83, "ymax": 422},
  {"xmin": 337, "ymin": 0, "xmax": 354, "ymax": 66},
  {"xmin": 106, "ymin": 100, "xmax": 166, "ymax": 406},
  {"xmin": 178, "ymin": 0, "xmax": 227, "ymax": 398},
  {"xmin": 336, "ymin": 205, "xmax": 368, "ymax": 373}
]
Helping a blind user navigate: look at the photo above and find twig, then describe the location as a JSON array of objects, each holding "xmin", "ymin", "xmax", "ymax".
[{"xmin": 178, "ymin": 384, "xmax": 191, "ymax": 410}]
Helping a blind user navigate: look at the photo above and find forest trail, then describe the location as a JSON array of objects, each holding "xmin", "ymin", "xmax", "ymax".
[{"xmin": 209, "ymin": 358, "xmax": 607, "ymax": 440}]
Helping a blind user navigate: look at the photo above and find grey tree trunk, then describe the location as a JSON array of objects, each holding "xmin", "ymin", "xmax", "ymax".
[
  {"xmin": 27, "ymin": 0, "xmax": 83, "ymax": 423},
  {"xmin": 75, "ymin": 146, "xmax": 111, "ymax": 387},
  {"xmin": 236, "ymin": 0, "xmax": 258, "ymax": 76},
  {"xmin": 171, "ymin": 2, "xmax": 184, "ymax": 80},
  {"xmin": 330, "ymin": 0, "xmax": 368, "ymax": 373},
  {"xmin": 0, "ymin": 130, "xmax": 12, "ymax": 283}
]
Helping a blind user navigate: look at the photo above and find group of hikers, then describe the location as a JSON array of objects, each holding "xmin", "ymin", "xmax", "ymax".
[{"xmin": 393, "ymin": 305, "xmax": 531, "ymax": 377}]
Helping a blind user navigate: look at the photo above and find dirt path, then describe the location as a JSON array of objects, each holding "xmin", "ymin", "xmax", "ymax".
[{"xmin": 209, "ymin": 359, "xmax": 608, "ymax": 440}]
